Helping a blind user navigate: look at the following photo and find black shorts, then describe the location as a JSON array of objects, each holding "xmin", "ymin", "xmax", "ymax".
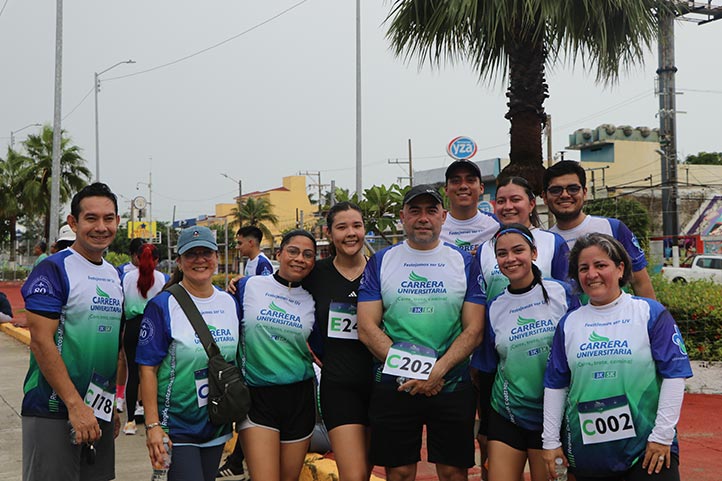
[
  {"xmin": 486, "ymin": 408, "xmax": 542, "ymax": 451},
  {"xmin": 320, "ymin": 377, "xmax": 372, "ymax": 431},
  {"xmin": 369, "ymin": 383, "xmax": 476, "ymax": 469},
  {"xmin": 573, "ymin": 453, "xmax": 680, "ymax": 481},
  {"xmin": 239, "ymin": 378, "xmax": 315, "ymax": 443}
]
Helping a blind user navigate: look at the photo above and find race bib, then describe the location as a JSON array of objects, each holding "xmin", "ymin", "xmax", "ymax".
[
  {"xmin": 382, "ymin": 342, "xmax": 437, "ymax": 380},
  {"xmin": 194, "ymin": 368, "xmax": 209, "ymax": 408},
  {"xmin": 578, "ymin": 394, "xmax": 636, "ymax": 445},
  {"xmin": 84, "ymin": 372, "xmax": 115, "ymax": 422},
  {"xmin": 327, "ymin": 302, "xmax": 358, "ymax": 340}
]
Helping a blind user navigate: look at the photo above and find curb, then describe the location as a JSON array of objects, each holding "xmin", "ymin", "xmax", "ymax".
[{"xmin": 0, "ymin": 322, "xmax": 30, "ymax": 346}]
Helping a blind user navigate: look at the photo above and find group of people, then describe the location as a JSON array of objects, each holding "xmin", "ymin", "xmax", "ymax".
[{"xmin": 18, "ymin": 158, "xmax": 692, "ymax": 481}]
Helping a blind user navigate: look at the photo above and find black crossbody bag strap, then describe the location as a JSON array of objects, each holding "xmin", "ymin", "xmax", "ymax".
[{"xmin": 166, "ymin": 283, "xmax": 220, "ymax": 358}]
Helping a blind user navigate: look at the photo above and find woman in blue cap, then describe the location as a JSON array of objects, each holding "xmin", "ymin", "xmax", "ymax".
[{"xmin": 137, "ymin": 226, "xmax": 240, "ymax": 481}]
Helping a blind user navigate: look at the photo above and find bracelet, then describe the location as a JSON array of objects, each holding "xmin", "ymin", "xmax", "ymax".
[{"xmin": 145, "ymin": 422, "xmax": 162, "ymax": 431}]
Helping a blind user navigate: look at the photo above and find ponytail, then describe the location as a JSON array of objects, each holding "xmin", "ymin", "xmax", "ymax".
[
  {"xmin": 137, "ymin": 244, "xmax": 159, "ymax": 298},
  {"xmin": 531, "ymin": 263, "xmax": 550, "ymax": 304}
]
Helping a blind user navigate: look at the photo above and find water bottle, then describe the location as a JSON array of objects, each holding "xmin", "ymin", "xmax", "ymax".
[
  {"xmin": 554, "ymin": 457, "xmax": 568, "ymax": 481},
  {"xmin": 150, "ymin": 437, "xmax": 171, "ymax": 481}
]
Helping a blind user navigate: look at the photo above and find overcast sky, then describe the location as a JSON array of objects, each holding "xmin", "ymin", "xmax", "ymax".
[{"xmin": 2, "ymin": 1, "xmax": 721, "ymax": 222}]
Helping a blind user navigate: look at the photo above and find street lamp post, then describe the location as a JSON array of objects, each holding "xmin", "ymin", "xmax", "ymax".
[
  {"xmin": 94, "ymin": 59, "xmax": 135, "ymax": 181},
  {"xmin": 9, "ymin": 123, "xmax": 42, "ymax": 149},
  {"xmin": 221, "ymin": 173, "xmax": 242, "ymax": 273}
]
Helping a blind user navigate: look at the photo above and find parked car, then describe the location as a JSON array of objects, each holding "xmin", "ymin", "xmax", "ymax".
[{"xmin": 661, "ymin": 254, "xmax": 722, "ymax": 284}]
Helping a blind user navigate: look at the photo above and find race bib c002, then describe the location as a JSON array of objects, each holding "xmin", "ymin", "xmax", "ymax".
[
  {"xmin": 194, "ymin": 368, "xmax": 209, "ymax": 408},
  {"xmin": 578, "ymin": 394, "xmax": 636, "ymax": 445}
]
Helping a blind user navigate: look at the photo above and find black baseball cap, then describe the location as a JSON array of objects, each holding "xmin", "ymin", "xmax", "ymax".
[
  {"xmin": 403, "ymin": 184, "xmax": 443, "ymax": 206},
  {"xmin": 445, "ymin": 160, "xmax": 482, "ymax": 181}
]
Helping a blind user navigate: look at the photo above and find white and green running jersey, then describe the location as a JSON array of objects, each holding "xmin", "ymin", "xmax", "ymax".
[
  {"xmin": 359, "ymin": 241, "xmax": 483, "ymax": 389},
  {"xmin": 476, "ymin": 228, "xmax": 569, "ymax": 303},
  {"xmin": 236, "ymin": 275, "xmax": 316, "ymax": 387},
  {"xmin": 136, "ymin": 288, "xmax": 239, "ymax": 443},
  {"xmin": 473, "ymin": 279, "xmax": 578, "ymax": 431},
  {"xmin": 440, "ymin": 211, "xmax": 500, "ymax": 254},
  {"xmin": 122, "ymin": 269, "xmax": 168, "ymax": 319},
  {"xmin": 544, "ymin": 293, "xmax": 693, "ymax": 475},
  {"xmin": 21, "ymin": 248, "xmax": 123, "ymax": 418}
]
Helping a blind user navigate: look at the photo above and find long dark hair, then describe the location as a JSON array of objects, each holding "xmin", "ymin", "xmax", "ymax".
[
  {"xmin": 137, "ymin": 244, "xmax": 159, "ymax": 298},
  {"xmin": 493, "ymin": 223, "xmax": 549, "ymax": 304}
]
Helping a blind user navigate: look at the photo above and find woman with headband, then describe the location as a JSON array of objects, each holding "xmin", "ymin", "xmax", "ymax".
[{"xmin": 475, "ymin": 224, "xmax": 578, "ymax": 481}]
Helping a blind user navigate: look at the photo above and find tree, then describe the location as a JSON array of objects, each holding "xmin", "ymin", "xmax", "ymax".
[
  {"xmin": 20, "ymin": 124, "xmax": 92, "ymax": 240},
  {"xmin": 0, "ymin": 148, "xmax": 33, "ymax": 265},
  {"xmin": 386, "ymin": 0, "xmax": 677, "ymax": 194},
  {"xmin": 685, "ymin": 152, "xmax": 722, "ymax": 165},
  {"xmin": 231, "ymin": 196, "xmax": 280, "ymax": 246},
  {"xmin": 358, "ymin": 184, "xmax": 406, "ymax": 244}
]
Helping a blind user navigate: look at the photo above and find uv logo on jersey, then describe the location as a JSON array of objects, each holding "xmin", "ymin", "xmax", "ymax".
[
  {"xmin": 578, "ymin": 394, "xmax": 636, "ymax": 445},
  {"xmin": 193, "ymin": 325, "xmax": 235, "ymax": 345},
  {"xmin": 454, "ymin": 239, "xmax": 473, "ymax": 252},
  {"xmin": 91, "ymin": 285, "xmax": 122, "ymax": 313}
]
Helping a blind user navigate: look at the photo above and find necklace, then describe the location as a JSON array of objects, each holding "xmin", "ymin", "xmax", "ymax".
[{"xmin": 333, "ymin": 256, "xmax": 367, "ymax": 281}]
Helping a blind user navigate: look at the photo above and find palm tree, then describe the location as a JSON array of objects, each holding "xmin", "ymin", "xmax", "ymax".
[
  {"xmin": 21, "ymin": 124, "xmax": 92, "ymax": 239},
  {"xmin": 386, "ymin": 0, "xmax": 678, "ymax": 194},
  {"xmin": 359, "ymin": 184, "xmax": 406, "ymax": 243},
  {"xmin": 231, "ymin": 196, "xmax": 280, "ymax": 246},
  {"xmin": 0, "ymin": 148, "xmax": 33, "ymax": 265}
]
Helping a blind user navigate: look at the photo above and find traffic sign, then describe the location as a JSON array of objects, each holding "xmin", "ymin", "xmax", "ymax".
[{"xmin": 447, "ymin": 136, "xmax": 477, "ymax": 160}]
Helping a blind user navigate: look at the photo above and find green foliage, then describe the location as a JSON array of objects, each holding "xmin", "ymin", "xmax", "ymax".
[
  {"xmin": 211, "ymin": 273, "xmax": 228, "ymax": 289},
  {"xmin": 584, "ymin": 197, "xmax": 650, "ymax": 249},
  {"xmin": 231, "ymin": 197, "xmax": 279, "ymax": 247},
  {"xmin": 653, "ymin": 275, "xmax": 722, "ymax": 361},
  {"xmin": 104, "ymin": 251, "xmax": 130, "ymax": 268},
  {"xmin": 684, "ymin": 151, "xmax": 722, "ymax": 165}
]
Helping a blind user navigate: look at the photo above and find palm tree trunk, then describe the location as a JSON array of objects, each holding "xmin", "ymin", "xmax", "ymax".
[
  {"xmin": 9, "ymin": 216, "xmax": 18, "ymax": 265},
  {"xmin": 500, "ymin": 26, "xmax": 549, "ymax": 196}
]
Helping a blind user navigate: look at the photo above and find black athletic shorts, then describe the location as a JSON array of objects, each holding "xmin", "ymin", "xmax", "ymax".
[
  {"xmin": 320, "ymin": 377, "xmax": 372, "ymax": 431},
  {"xmin": 486, "ymin": 407, "xmax": 542, "ymax": 451},
  {"xmin": 239, "ymin": 378, "xmax": 315, "ymax": 443},
  {"xmin": 369, "ymin": 383, "xmax": 476, "ymax": 469}
]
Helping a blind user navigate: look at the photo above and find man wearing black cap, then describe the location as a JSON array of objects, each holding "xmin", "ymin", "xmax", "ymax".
[
  {"xmin": 358, "ymin": 184, "xmax": 485, "ymax": 481},
  {"xmin": 441, "ymin": 160, "xmax": 500, "ymax": 256}
]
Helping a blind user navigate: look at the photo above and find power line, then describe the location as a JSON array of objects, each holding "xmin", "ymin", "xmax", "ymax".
[
  {"xmin": 105, "ymin": 0, "xmax": 310, "ymax": 82},
  {"xmin": 0, "ymin": 0, "xmax": 10, "ymax": 20},
  {"xmin": 62, "ymin": 86, "xmax": 94, "ymax": 121}
]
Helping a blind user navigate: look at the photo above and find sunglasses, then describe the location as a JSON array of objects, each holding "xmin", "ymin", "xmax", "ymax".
[{"xmin": 546, "ymin": 184, "xmax": 583, "ymax": 196}]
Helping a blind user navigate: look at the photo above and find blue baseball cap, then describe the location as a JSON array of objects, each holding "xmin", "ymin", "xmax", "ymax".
[{"xmin": 177, "ymin": 226, "xmax": 218, "ymax": 255}]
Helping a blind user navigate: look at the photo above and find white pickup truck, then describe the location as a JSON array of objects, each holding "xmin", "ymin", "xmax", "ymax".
[{"xmin": 661, "ymin": 254, "xmax": 722, "ymax": 284}]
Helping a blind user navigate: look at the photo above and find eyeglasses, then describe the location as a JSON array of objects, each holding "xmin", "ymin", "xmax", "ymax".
[
  {"xmin": 546, "ymin": 184, "xmax": 583, "ymax": 196},
  {"xmin": 284, "ymin": 246, "xmax": 315, "ymax": 260},
  {"xmin": 182, "ymin": 249, "xmax": 216, "ymax": 261}
]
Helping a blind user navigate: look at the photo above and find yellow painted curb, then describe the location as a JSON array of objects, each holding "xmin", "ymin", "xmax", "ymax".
[
  {"xmin": 300, "ymin": 453, "xmax": 384, "ymax": 481},
  {"xmin": 0, "ymin": 323, "xmax": 30, "ymax": 346}
]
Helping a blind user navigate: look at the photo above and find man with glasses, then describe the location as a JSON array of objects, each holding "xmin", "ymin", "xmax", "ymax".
[
  {"xmin": 358, "ymin": 184, "xmax": 484, "ymax": 481},
  {"xmin": 441, "ymin": 160, "xmax": 499, "ymax": 256},
  {"xmin": 542, "ymin": 160, "xmax": 655, "ymax": 299}
]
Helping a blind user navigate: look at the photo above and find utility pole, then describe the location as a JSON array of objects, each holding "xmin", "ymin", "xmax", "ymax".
[
  {"xmin": 49, "ymin": 0, "xmax": 63, "ymax": 245},
  {"xmin": 299, "ymin": 170, "xmax": 328, "ymax": 217},
  {"xmin": 657, "ymin": 10, "xmax": 679, "ymax": 240},
  {"xmin": 389, "ymin": 139, "xmax": 414, "ymax": 186},
  {"xmin": 355, "ymin": 0, "xmax": 362, "ymax": 197}
]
